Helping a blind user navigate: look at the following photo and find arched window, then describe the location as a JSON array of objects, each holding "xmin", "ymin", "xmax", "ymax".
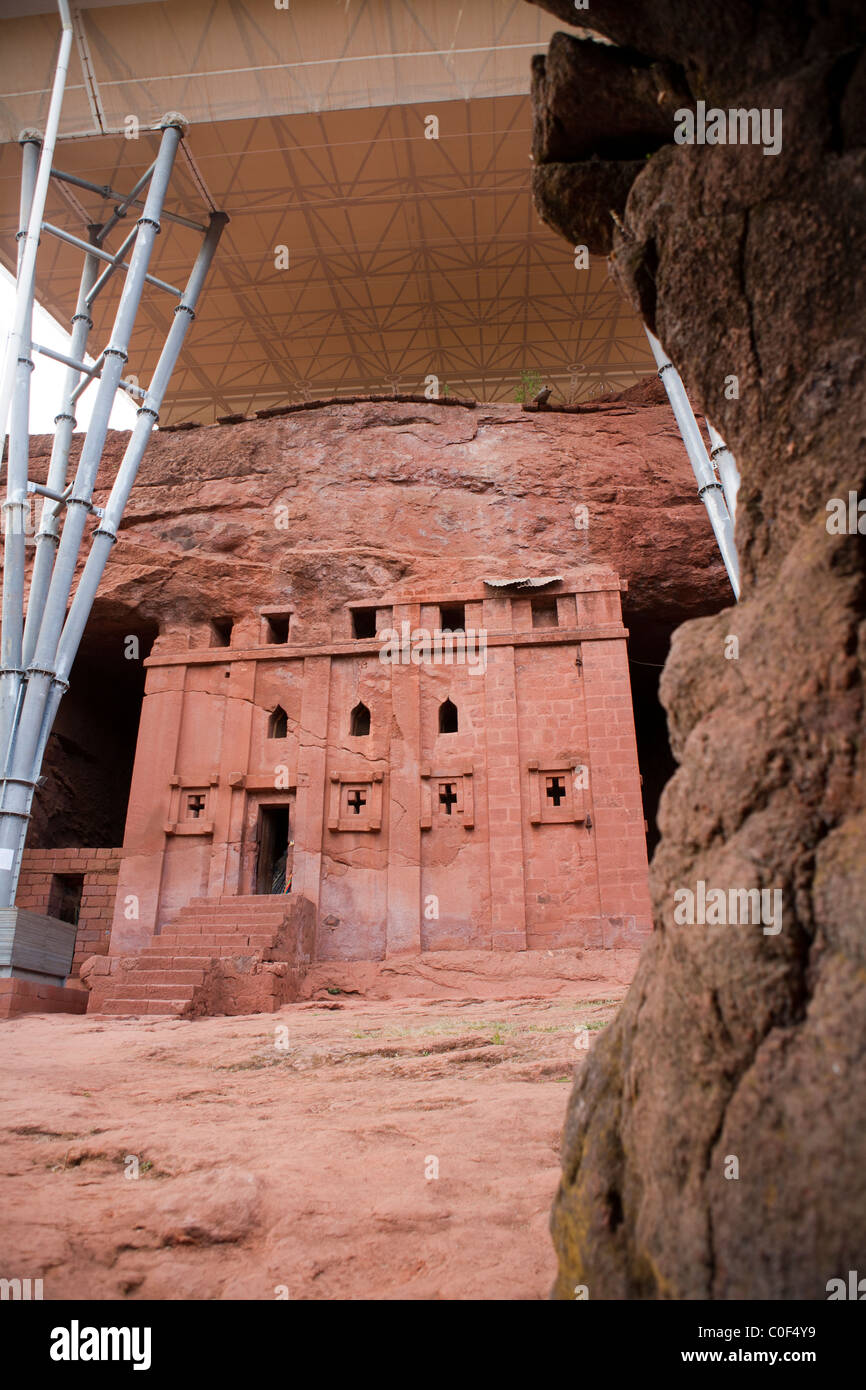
[
  {"xmin": 439, "ymin": 698, "xmax": 458, "ymax": 733},
  {"xmin": 350, "ymin": 701, "xmax": 371, "ymax": 737},
  {"xmin": 267, "ymin": 705, "xmax": 288, "ymax": 739}
]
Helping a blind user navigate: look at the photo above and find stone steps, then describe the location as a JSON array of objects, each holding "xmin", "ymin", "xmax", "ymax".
[
  {"xmin": 95, "ymin": 895, "xmax": 299, "ymax": 1016},
  {"xmin": 99, "ymin": 997, "xmax": 187, "ymax": 1017},
  {"xmin": 125, "ymin": 969, "xmax": 209, "ymax": 987},
  {"xmin": 138, "ymin": 948, "xmax": 222, "ymax": 961},
  {"xmin": 148, "ymin": 932, "xmax": 277, "ymax": 949},
  {"xmin": 177, "ymin": 898, "xmax": 289, "ymax": 910},
  {"xmin": 166, "ymin": 917, "xmax": 287, "ymax": 931}
]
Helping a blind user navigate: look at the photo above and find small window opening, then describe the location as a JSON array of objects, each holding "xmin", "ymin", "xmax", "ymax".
[
  {"xmin": 47, "ymin": 873, "xmax": 84, "ymax": 926},
  {"xmin": 439, "ymin": 782, "xmax": 458, "ymax": 815},
  {"xmin": 352, "ymin": 608, "xmax": 377, "ymax": 639},
  {"xmin": 531, "ymin": 596, "xmax": 558, "ymax": 629},
  {"xmin": 187, "ymin": 792, "xmax": 207, "ymax": 819},
  {"xmin": 268, "ymin": 705, "xmax": 288, "ymax": 739},
  {"xmin": 264, "ymin": 613, "xmax": 290, "ymax": 644},
  {"xmin": 439, "ymin": 603, "xmax": 465, "ymax": 632},
  {"xmin": 211, "ymin": 617, "xmax": 233, "ymax": 647},
  {"xmin": 347, "ymin": 787, "xmax": 367, "ymax": 814},
  {"xmin": 350, "ymin": 701, "xmax": 371, "ymax": 737},
  {"xmin": 546, "ymin": 776, "xmax": 567, "ymax": 808},
  {"xmin": 439, "ymin": 698, "xmax": 459, "ymax": 733}
]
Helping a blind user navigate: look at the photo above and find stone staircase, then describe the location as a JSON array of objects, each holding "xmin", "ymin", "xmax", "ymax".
[{"xmin": 81, "ymin": 894, "xmax": 315, "ymax": 1018}]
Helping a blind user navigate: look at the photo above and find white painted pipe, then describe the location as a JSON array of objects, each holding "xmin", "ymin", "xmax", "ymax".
[
  {"xmin": 646, "ymin": 329, "xmax": 740, "ymax": 601},
  {"xmin": 707, "ymin": 421, "xmax": 740, "ymax": 526},
  {"xmin": 0, "ymin": 0, "xmax": 73, "ymax": 463}
]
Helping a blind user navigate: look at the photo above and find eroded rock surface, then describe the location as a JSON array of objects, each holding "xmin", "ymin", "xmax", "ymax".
[
  {"xmin": 531, "ymin": 0, "xmax": 866, "ymax": 1298},
  {"xmin": 25, "ymin": 388, "xmax": 723, "ymax": 639}
]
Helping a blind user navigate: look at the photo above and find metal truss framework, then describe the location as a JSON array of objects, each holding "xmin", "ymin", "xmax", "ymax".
[
  {"xmin": 0, "ymin": 0, "xmax": 226, "ymax": 905},
  {"xmin": 0, "ymin": 0, "xmax": 653, "ymax": 423},
  {"xmin": 0, "ymin": 97, "xmax": 653, "ymax": 422}
]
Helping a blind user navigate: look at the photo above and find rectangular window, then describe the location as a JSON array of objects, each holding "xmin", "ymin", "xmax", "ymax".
[
  {"xmin": 210, "ymin": 617, "xmax": 233, "ymax": 647},
  {"xmin": 263, "ymin": 613, "xmax": 291, "ymax": 644},
  {"xmin": 531, "ymin": 596, "xmax": 558, "ymax": 629},
  {"xmin": 439, "ymin": 603, "xmax": 465, "ymax": 632},
  {"xmin": 352, "ymin": 608, "xmax": 378, "ymax": 639},
  {"xmin": 47, "ymin": 873, "xmax": 84, "ymax": 927}
]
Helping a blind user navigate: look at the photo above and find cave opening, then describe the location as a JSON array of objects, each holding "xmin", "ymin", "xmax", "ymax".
[
  {"xmin": 623, "ymin": 613, "xmax": 680, "ymax": 858},
  {"xmin": 28, "ymin": 602, "xmax": 159, "ymax": 850}
]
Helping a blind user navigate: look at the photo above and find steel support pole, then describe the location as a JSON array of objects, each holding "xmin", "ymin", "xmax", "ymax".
[
  {"xmin": 15, "ymin": 137, "xmax": 40, "ymax": 276},
  {"xmin": 58, "ymin": 213, "xmax": 228, "ymax": 684},
  {"xmin": 21, "ymin": 229, "xmax": 101, "ymax": 670},
  {"xmin": 646, "ymin": 329, "xmax": 741, "ymax": 600},
  {"xmin": 6, "ymin": 211, "xmax": 227, "ymax": 905},
  {"xmin": 707, "ymin": 422, "xmax": 740, "ymax": 526},
  {"xmin": 0, "ymin": 137, "xmax": 41, "ymax": 758},
  {"xmin": 28, "ymin": 118, "xmax": 183, "ymax": 673},
  {"xmin": 0, "ymin": 118, "xmax": 185, "ymax": 907},
  {"xmin": 0, "ymin": 0, "xmax": 73, "ymax": 463}
]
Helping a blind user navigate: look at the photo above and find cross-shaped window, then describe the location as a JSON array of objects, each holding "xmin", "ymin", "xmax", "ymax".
[
  {"xmin": 439, "ymin": 783, "xmax": 458, "ymax": 815},
  {"xmin": 545, "ymin": 776, "xmax": 566, "ymax": 808},
  {"xmin": 187, "ymin": 793, "xmax": 206, "ymax": 819},
  {"xmin": 347, "ymin": 788, "xmax": 367, "ymax": 815}
]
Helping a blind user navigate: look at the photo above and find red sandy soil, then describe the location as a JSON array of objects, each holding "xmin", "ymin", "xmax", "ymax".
[{"xmin": 0, "ymin": 986, "xmax": 624, "ymax": 1300}]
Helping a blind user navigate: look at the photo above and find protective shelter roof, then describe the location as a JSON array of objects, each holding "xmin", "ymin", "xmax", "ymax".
[{"xmin": 0, "ymin": 0, "xmax": 653, "ymax": 423}]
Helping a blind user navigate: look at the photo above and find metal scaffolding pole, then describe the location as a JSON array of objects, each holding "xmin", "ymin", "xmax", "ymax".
[
  {"xmin": 646, "ymin": 329, "xmax": 741, "ymax": 600},
  {"xmin": 0, "ymin": 3, "xmax": 226, "ymax": 909},
  {"xmin": 0, "ymin": 0, "xmax": 73, "ymax": 464},
  {"xmin": 53, "ymin": 214, "xmax": 228, "ymax": 704},
  {"xmin": 0, "ymin": 137, "xmax": 41, "ymax": 759},
  {"xmin": 707, "ymin": 421, "xmax": 741, "ymax": 526},
  {"xmin": 25, "ymin": 120, "xmax": 183, "ymax": 677},
  {"xmin": 21, "ymin": 228, "xmax": 101, "ymax": 670},
  {"xmin": 5, "ymin": 214, "xmax": 228, "ymax": 902}
]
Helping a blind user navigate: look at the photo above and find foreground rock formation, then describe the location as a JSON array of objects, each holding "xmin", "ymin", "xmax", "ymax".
[{"xmin": 531, "ymin": 0, "xmax": 866, "ymax": 1298}]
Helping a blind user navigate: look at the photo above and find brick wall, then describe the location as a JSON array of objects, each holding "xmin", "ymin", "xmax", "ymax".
[{"xmin": 16, "ymin": 848, "xmax": 121, "ymax": 977}]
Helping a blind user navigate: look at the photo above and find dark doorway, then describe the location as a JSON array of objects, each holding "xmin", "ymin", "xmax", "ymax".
[
  {"xmin": 255, "ymin": 804, "xmax": 292, "ymax": 895},
  {"xmin": 47, "ymin": 873, "xmax": 83, "ymax": 926},
  {"xmin": 623, "ymin": 614, "xmax": 688, "ymax": 856},
  {"xmin": 30, "ymin": 601, "xmax": 158, "ymax": 850}
]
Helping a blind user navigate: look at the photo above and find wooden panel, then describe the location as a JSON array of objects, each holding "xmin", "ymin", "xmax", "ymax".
[{"xmin": 0, "ymin": 908, "xmax": 77, "ymax": 980}]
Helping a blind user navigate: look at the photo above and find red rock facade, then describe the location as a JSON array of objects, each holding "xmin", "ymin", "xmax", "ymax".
[
  {"xmin": 108, "ymin": 566, "xmax": 649, "ymax": 963},
  {"xmin": 10, "ymin": 390, "xmax": 729, "ymax": 1015}
]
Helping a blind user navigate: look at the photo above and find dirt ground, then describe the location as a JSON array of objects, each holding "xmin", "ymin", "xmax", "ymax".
[{"xmin": 0, "ymin": 986, "xmax": 624, "ymax": 1300}]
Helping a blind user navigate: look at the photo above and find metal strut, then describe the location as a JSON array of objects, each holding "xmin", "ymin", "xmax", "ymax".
[
  {"xmin": 0, "ymin": 0, "xmax": 226, "ymax": 906},
  {"xmin": 645, "ymin": 329, "xmax": 741, "ymax": 601}
]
